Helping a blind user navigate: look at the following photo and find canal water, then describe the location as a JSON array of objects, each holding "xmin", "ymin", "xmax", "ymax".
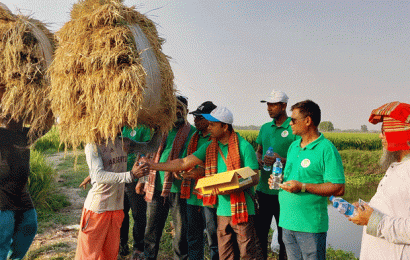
[
  {"xmin": 327, "ymin": 205, "xmax": 363, "ymax": 258},
  {"xmin": 326, "ymin": 184, "xmax": 379, "ymax": 258}
]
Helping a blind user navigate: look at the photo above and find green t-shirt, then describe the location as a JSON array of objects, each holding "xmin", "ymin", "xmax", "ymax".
[
  {"xmin": 122, "ymin": 126, "xmax": 152, "ymax": 171},
  {"xmin": 278, "ymin": 134, "xmax": 345, "ymax": 233},
  {"xmin": 256, "ymin": 117, "xmax": 299, "ymax": 195},
  {"xmin": 155, "ymin": 125, "xmax": 196, "ymax": 193},
  {"xmin": 186, "ymin": 132, "xmax": 211, "ymax": 206},
  {"xmin": 193, "ymin": 133, "xmax": 259, "ymax": 216}
]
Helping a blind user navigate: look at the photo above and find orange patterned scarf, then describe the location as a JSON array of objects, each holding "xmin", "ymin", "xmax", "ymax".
[
  {"xmin": 145, "ymin": 123, "xmax": 191, "ymax": 202},
  {"xmin": 204, "ymin": 132, "xmax": 248, "ymax": 225},
  {"xmin": 180, "ymin": 131, "xmax": 201, "ymax": 199}
]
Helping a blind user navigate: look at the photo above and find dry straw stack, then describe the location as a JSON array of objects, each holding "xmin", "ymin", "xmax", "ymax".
[
  {"xmin": 49, "ymin": 0, "xmax": 176, "ymax": 148},
  {"xmin": 0, "ymin": 3, "xmax": 54, "ymax": 142}
]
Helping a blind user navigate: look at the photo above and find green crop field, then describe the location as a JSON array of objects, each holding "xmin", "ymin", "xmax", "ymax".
[
  {"xmin": 323, "ymin": 132, "xmax": 381, "ymax": 151},
  {"xmin": 236, "ymin": 130, "xmax": 259, "ymax": 150},
  {"xmin": 236, "ymin": 130, "xmax": 381, "ymax": 151}
]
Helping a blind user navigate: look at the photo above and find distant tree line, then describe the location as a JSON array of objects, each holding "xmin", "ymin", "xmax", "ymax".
[
  {"xmin": 319, "ymin": 122, "xmax": 373, "ymax": 133},
  {"xmin": 319, "ymin": 121, "xmax": 334, "ymax": 132}
]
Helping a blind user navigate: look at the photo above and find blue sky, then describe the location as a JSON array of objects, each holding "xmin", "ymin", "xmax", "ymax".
[{"xmin": 4, "ymin": 0, "xmax": 409, "ymax": 130}]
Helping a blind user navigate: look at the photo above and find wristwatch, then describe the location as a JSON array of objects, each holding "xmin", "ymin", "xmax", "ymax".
[{"xmin": 301, "ymin": 183, "xmax": 306, "ymax": 193}]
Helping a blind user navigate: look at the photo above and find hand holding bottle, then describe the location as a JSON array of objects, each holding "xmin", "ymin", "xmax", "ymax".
[
  {"xmin": 348, "ymin": 200, "xmax": 374, "ymax": 226},
  {"xmin": 329, "ymin": 196, "xmax": 369, "ymax": 218}
]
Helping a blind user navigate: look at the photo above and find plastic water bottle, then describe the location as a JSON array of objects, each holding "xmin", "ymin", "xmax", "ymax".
[
  {"xmin": 329, "ymin": 196, "xmax": 357, "ymax": 217},
  {"xmin": 139, "ymin": 154, "xmax": 145, "ymax": 165},
  {"xmin": 138, "ymin": 154, "xmax": 147, "ymax": 183},
  {"xmin": 270, "ymin": 158, "xmax": 283, "ymax": 190},
  {"xmin": 263, "ymin": 147, "xmax": 274, "ymax": 171},
  {"xmin": 337, "ymin": 202, "xmax": 357, "ymax": 217},
  {"xmin": 329, "ymin": 195, "xmax": 345, "ymax": 208}
]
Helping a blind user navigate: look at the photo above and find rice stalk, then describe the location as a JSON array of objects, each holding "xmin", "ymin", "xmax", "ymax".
[
  {"xmin": 49, "ymin": 0, "xmax": 176, "ymax": 149},
  {"xmin": 0, "ymin": 4, "xmax": 55, "ymax": 143}
]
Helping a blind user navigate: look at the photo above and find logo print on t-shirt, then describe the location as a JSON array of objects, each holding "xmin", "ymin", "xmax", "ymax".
[
  {"xmin": 301, "ymin": 159, "xmax": 310, "ymax": 168},
  {"xmin": 281, "ymin": 130, "xmax": 289, "ymax": 138},
  {"xmin": 130, "ymin": 130, "xmax": 136, "ymax": 137}
]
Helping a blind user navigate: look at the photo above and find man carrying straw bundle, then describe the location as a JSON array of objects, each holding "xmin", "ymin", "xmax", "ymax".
[
  {"xmin": 78, "ymin": 125, "xmax": 152, "ymax": 259},
  {"xmin": 48, "ymin": 0, "xmax": 176, "ymax": 150},
  {"xmin": 0, "ymin": 3, "xmax": 54, "ymax": 259},
  {"xmin": 49, "ymin": 1, "xmax": 178, "ymax": 258},
  {"xmin": 75, "ymin": 133, "xmax": 159, "ymax": 259}
]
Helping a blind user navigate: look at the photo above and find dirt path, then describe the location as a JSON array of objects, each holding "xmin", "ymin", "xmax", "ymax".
[
  {"xmin": 46, "ymin": 151, "xmax": 85, "ymax": 218},
  {"xmin": 27, "ymin": 152, "xmax": 83, "ymax": 259}
]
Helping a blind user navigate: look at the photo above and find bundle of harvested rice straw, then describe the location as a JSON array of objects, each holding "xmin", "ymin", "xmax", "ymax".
[
  {"xmin": 49, "ymin": 0, "xmax": 176, "ymax": 148},
  {"xmin": 0, "ymin": 3, "xmax": 54, "ymax": 143}
]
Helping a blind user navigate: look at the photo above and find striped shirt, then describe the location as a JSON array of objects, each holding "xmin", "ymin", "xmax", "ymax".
[{"xmin": 83, "ymin": 138, "xmax": 134, "ymax": 213}]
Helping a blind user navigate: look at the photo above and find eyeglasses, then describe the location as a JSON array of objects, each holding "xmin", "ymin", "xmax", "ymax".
[
  {"xmin": 194, "ymin": 115, "xmax": 204, "ymax": 120},
  {"xmin": 290, "ymin": 117, "xmax": 306, "ymax": 124}
]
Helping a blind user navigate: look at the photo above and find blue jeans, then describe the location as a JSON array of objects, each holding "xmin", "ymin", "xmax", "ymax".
[
  {"xmin": 282, "ymin": 228, "xmax": 326, "ymax": 260},
  {"xmin": 186, "ymin": 205, "xmax": 219, "ymax": 260},
  {"xmin": 203, "ymin": 207, "xmax": 219, "ymax": 260},
  {"xmin": 144, "ymin": 191, "xmax": 188, "ymax": 260},
  {"xmin": 0, "ymin": 209, "xmax": 37, "ymax": 260}
]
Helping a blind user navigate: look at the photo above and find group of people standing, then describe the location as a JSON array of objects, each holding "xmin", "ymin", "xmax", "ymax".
[{"xmin": 2, "ymin": 89, "xmax": 410, "ymax": 260}]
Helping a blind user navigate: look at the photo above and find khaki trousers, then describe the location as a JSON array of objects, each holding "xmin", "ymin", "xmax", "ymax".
[{"xmin": 217, "ymin": 215, "xmax": 263, "ymax": 260}]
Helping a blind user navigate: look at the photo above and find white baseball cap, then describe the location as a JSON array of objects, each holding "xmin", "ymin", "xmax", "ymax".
[
  {"xmin": 260, "ymin": 89, "xmax": 289, "ymax": 103},
  {"xmin": 202, "ymin": 106, "xmax": 233, "ymax": 124}
]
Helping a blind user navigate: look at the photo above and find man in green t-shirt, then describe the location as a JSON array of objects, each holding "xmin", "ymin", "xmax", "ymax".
[
  {"xmin": 120, "ymin": 125, "xmax": 151, "ymax": 258},
  {"xmin": 141, "ymin": 106, "xmax": 263, "ymax": 259},
  {"xmin": 143, "ymin": 95, "xmax": 196, "ymax": 260},
  {"xmin": 184, "ymin": 101, "xmax": 219, "ymax": 260},
  {"xmin": 255, "ymin": 89, "xmax": 298, "ymax": 260},
  {"xmin": 273, "ymin": 100, "xmax": 345, "ymax": 260}
]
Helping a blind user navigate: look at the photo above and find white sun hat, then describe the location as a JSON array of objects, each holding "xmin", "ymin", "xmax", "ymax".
[
  {"xmin": 202, "ymin": 106, "xmax": 233, "ymax": 124},
  {"xmin": 261, "ymin": 89, "xmax": 289, "ymax": 103}
]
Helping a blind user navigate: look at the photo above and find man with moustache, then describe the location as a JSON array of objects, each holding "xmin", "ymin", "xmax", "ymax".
[
  {"xmin": 274, "ymin": 100, "xmax": 345, "ymax": 260},
  {"xmin": 255, "ymin": 90, "xmax": 299, "ymax": 260},
  {"xmin": 349, "ymin": 101, "xmax": 410, "ymax": 260}
]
